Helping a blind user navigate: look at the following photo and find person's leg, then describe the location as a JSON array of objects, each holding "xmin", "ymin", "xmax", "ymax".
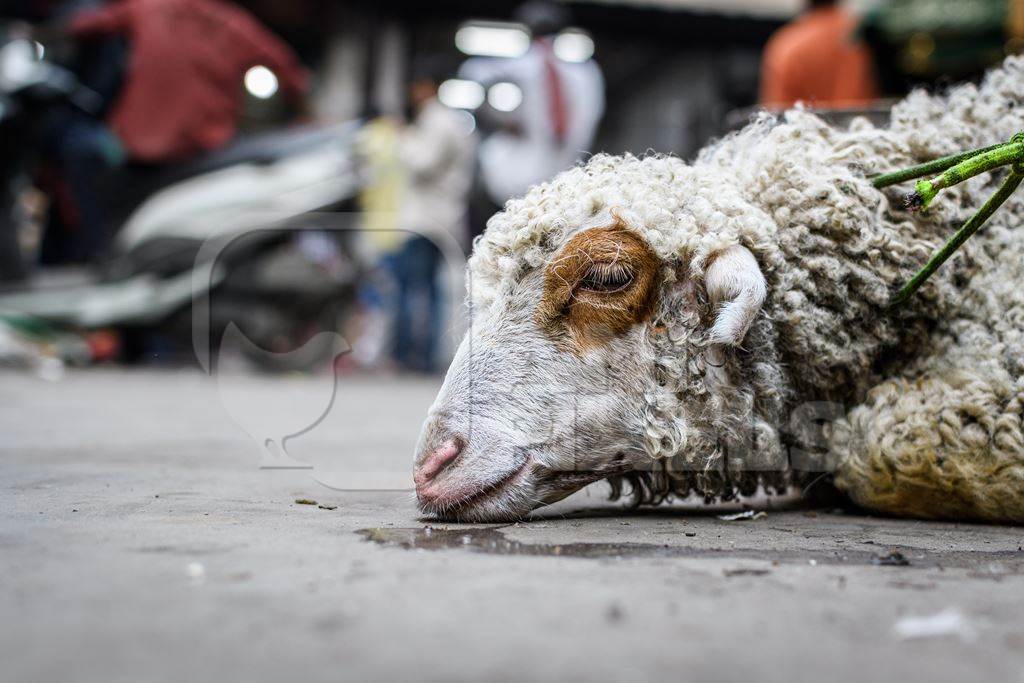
[
  {"xmin": 0, "ymin": 181, "xmax": 27, "ymax": 282},
  {"xmin": 394, "ymin": 235, "xmax": 443, "ymax": 372},
  {"xmin": 422, "ymin": 238, "xmax": 443, "ymax": 373},
  {"xmin": 402, "ymin": 236, "xmax": 429, "ymax": 372},
  {"xmin": 48, "ymin": 115, "xmax": 122, "ymax": 262},
  {"xmin": 391, "ymin": 239, "xmax": 415, "ymax": 369}
]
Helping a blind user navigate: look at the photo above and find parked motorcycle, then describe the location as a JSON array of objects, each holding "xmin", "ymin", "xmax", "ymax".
[{"xmin": 0, "ymin": 33, "xmax": 365, "ymax": 371}]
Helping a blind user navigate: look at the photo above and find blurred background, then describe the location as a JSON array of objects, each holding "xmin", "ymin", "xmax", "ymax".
[{"xmin": 0, "ymin": 0, "xmax": 1021, "ymax": 377}]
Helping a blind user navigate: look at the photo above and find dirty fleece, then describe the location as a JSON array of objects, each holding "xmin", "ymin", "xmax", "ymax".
[{"xmin": 468, "ymin": 57, "xmax": 1024, "ymax": 522}]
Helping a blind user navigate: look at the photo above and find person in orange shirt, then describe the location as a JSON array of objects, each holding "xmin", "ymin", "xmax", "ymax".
[{"xmin": 759, "ymin": 0, "xmax": 879, "ymax": 109}]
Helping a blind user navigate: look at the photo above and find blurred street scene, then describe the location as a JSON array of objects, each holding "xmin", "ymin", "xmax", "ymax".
[
  {"xmin": 0, "ymin": 0, "xmax": 1020, "ymax": 377},
  {"xmin": 3, "ymin": 3, "xmax": 1024, "ymax": 682}
]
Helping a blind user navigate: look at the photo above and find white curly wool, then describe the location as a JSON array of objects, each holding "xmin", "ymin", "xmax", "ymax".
[{"xmin": 466, "ymin": 57, "xmax": 1024, "ymax": 521}]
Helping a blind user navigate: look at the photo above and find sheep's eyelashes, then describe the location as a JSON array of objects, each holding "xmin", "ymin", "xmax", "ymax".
[
  {"xmin": 577, "ymin": 263, "xmax": 634, "ymax": 293},
  {"xmin": 538, "ymin": 223, "xmax": 660, "ymax": 351}
]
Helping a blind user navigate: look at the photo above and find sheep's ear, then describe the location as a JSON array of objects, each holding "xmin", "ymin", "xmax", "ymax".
[{"xmin": 704, "ymin": 245, "xmax": 766, "ymax": 346}]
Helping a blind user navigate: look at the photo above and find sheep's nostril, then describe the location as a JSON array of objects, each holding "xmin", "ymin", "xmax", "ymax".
[{"xmin": 414, "ymin": 439, "xmax": 463, "ymax": 489}]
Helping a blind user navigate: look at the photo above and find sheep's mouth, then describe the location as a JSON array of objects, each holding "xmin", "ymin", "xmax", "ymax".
[
  {"xmin": 419, "ymin": 460, "xmax": 635, "ymax": 522},
  {"xmin": 419, "ymin": 458, "xmax": 533, "ymax": 520}
]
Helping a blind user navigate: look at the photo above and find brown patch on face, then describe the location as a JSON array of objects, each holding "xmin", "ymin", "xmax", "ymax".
[{"xmin": 537, "ymin": 217, "xmax": 660, "ymax": 351}]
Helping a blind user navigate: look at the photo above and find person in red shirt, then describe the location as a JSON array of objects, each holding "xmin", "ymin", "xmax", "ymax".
[
  {"xmin": 759, "ymin": 0, "xmax": 879, "ymax": 109},
  {"xmin": 64, "ymin": 0, "xmax": 309, "ymax": 161},
  {"xmin": 39, "ymin": 0, "xmax": 310, "ymax": 262}
]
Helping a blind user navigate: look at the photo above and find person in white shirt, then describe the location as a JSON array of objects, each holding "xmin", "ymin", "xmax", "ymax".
[
  {"xmin": 392, "ymin": 62, "xmax": 476, "ymax": 373},
  {"xmin": 460, "ymin": 1, "xmax": 605, "ymax": 206}
]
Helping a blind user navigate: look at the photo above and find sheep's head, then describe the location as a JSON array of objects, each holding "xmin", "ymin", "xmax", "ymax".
[{"xmin": 414, "ymin": 155, "xmax": 789, "ymax": 521}]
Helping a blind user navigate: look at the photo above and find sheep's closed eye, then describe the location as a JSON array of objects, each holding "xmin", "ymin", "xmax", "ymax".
[
  {"xmin": 537, "ymin": 221, "xmax": 660, "ymax": 351},
  {"xmin": 578, "ymin": 262, "xmax": 634, "ymax": 293}
]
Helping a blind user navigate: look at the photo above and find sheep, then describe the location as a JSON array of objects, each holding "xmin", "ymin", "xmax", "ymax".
[{"xmin": 412, "ymin": 56, "xmax": 1024, "ymax": 523}]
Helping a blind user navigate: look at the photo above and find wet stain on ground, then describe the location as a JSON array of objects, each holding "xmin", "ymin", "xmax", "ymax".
[
  {"xmin": 133, "ymin": 544, "xmax": 240, "ymax": 556},
  {"xmin": 359, "ymin": 526, "xmax": 690, "ymax": 559},
  {"xmin": 357, "ymin": 526, "xmax": 1024, "ymax": 570}
]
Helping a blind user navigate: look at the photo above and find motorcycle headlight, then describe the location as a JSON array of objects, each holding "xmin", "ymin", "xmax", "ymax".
[{"xmin": 0, "ymin": 39, "xmax": 44, "ymax": 91}]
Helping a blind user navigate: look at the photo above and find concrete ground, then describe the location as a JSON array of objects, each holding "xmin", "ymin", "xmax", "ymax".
[{"xmin": 2, "ymin": 368, "xmax": 1023, "ymax": 683}]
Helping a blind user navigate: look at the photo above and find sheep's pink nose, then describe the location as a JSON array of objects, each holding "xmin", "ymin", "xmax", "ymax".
[{"xmin": 414, "ymin": 440, "xmax": 462, "ymax": 488}]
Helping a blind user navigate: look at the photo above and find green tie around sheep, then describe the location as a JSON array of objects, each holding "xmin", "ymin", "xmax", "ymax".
[{"xmin": 872, "ymin": 132, "xmax": 1024, "ymax": 306}]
